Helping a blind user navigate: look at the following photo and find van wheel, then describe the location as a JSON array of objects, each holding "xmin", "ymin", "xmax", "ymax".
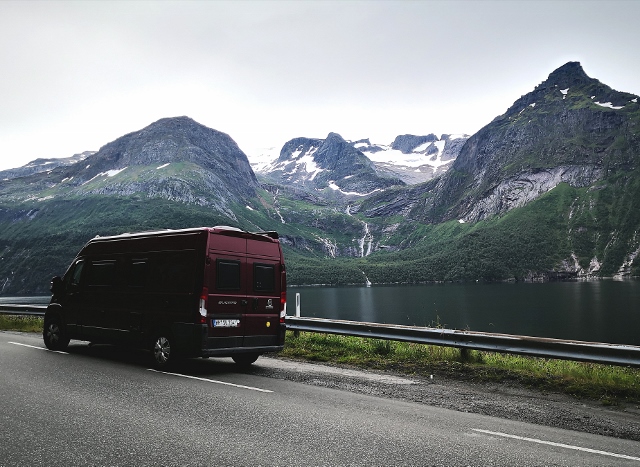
[
  {"xmin": 151, "ymin": 335, "xmax": 174, "ymax": 369},
  {"xmin": 43, "ymin": 317, "xmax": 70, "ymax": 351},
  {"xmin": 232, "ymin": 353, "xmax": 259, "ymax": 367}
]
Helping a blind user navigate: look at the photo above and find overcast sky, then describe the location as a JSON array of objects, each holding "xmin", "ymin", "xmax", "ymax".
[{"xmin": 1, "ymin": 0, "xmax": 639, "ymax": 171}]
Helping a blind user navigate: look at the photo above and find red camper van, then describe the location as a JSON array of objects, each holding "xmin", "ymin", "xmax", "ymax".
[{"xmin": 44, "ymin": 227, "xmax": 287, "ymax": 368}]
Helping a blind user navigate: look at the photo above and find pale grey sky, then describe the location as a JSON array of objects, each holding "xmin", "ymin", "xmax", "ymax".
[{"xmin": 1, "ymin": 0, "xmax": 639, "ymax": 171}]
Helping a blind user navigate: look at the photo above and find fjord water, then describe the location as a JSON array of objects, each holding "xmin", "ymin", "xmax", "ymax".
[
  {"xmin": 292, "ymin": 280, "xmax": 640, "ymax": 346},
  {"xmin": 5, "ymin": 280, "xmax": 639, "ymax": 345}
]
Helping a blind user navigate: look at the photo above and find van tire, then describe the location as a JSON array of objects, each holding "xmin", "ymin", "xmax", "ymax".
[
  {"xmin": 151, "ymin": 334, "xmax": 174, "ymax": 369},
  {"xmin": 43, "ymin": 316, "xmax": 70, "ymax": 351},
  {"xmin": 232, "ymin": 353, "xmax": 259, "ymax": 367}
]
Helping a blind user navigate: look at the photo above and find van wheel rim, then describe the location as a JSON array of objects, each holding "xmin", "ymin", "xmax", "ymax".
[
  {"xmin": 47, "ymin": 324, "xmax": 60, "ymax": 344},
  {"xmin": 154, "ymin": 337, "xmax": 171, "ymax": 363}
]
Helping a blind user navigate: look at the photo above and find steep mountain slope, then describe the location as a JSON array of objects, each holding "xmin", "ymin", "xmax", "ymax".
[
  {"xmin": 430, "ymin": 61, "xmax": 639, "ymax": 223},
  {"xmin": 361, "ymin": 62, "xmax": 639, "ymax": 222},
  {"xmin": 355, "ymin": 62, "xmax": 640, "ymax": 279}
]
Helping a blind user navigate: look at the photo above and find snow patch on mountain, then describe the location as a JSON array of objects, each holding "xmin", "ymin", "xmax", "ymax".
[
  {"xmin": 328, "ymin": 181, "xmax": 381, "ymax": 197},
  {"xmin": 82, "ymin": 167, "xmax": 128, "ymax": 185},
  {"xmin": 261, "ymin": 144, "xmax": 323, "ymax": 181},
  {"xmin": 248, "ymin": 133, "xmax": 468, "ymax": 186},
  {"xmin": 595, "ymin": 101, "xmax": 625, "ymax": 110},
  {"xmin": 351, "ymin": 134, "xmax": 468, "ymax": 184},
  {"xmin": 247, "ymin": 146, "xmax": 280, "ymax": 173}
]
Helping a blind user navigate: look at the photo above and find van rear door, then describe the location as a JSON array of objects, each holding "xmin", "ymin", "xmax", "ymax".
[
  {"xmin": 207, "ymin": 235, "xmax": 246, "ymax": 349},
  {"xmin": 243, "ymin": 237, "xmax": 281, "ymax": 348},
  {"xmin": 206, "ymin": 232, "xmax": 283, "ymax": 350}
]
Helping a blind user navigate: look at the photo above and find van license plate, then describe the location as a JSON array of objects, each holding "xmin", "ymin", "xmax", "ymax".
[{"xmin": 213, "ymin": 319, "xmax": 240, "ymax": 328}]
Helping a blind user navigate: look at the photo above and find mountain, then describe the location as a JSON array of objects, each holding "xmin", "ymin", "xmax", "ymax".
[
  {"xmin": 252, "ymin": 133, "xmax": 468, "ymax": 186},
  {"xmin": 0, "ymin": 152, "xmax": 94, "ymax": 180},
  {"xmin": 429, "ymin": 61, "xmax": 639, "ymax": 223},
  {"xmin": 0, "ymin": 62, "xmax": 638, "ymax": 295},
  {"xmin": 0, "ymin": 117, "xmax": 275, "ymax": 294},
  {"xmin": 358, "ymin": 62, "xmax": 640, "ymax": 279},
  {"xmin": 0, "ymin": 116, "xmax": 260, "ymax": 216},
  {"xmin": 362, "ymin": 62, "xmax": 640, "ymax": 220},
  {"xmin": 259, "ymin": 132, "xmax": 404, "ymax": 196}
]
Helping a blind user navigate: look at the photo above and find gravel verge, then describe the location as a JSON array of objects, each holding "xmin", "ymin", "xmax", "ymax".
[{"xmin": 254, "ymin": 356, "xmax": 640, "ymax": 442}]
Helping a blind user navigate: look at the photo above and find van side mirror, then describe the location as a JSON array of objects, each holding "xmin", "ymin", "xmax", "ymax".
[{"xmin": 50, "ymin": 276, "xmax": 63, "ymax": 295}]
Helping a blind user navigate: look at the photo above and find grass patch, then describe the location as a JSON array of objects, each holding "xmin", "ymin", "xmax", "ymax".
[
  {"xmin": 281, "ymin": 331, "xmax": 640, "ymax": 405},
  {"xmin": 0, "ymin": 315, "xmax": 44, "ymax": 333}
]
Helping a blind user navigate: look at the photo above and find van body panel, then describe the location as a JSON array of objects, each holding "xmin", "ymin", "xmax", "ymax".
[{"xmin": 46, "ymin": 227, "xmax": 286, "ymax": 362}]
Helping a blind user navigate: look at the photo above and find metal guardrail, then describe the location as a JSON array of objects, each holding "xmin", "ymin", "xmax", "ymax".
[
  {"xmin": 2, "ymin": 304, "xmax": 639, "ymax": 368},
  {"xmin": 0, "ymin": 304, "xmax": 47, "ymax": 316},
  {"xmin": 286, "ymin": 317, "xmax": 640, "ymax": 368}
]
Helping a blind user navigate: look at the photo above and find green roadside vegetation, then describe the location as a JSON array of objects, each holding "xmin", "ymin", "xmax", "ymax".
[
  {"xmin": 0, "ymin": 315, "xmax": 44, "ymax": 333},
  {"xmin": 2, "ymin": 318, "xmax": 638, "ymax": 405},
  {"xmin": 280, "ymin": 331, "xmax": 640, "ymax": 406}
]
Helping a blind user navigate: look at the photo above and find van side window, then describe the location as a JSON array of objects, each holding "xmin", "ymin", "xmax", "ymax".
[
  {"xmin": 217, "ymin": 259, "xmax": 241, "ymax": 290},
  {"xmin": 66, "ymin": 260, "xmax": 85, "ymax": 287},
  {"xmin": 151, "ymin": 251, "xmax": 195, "ymax": 293},
  {"xmin": 86, "ymin": 261, "xmax": 116, "ymax": 287},
  {"xmin": 129, "ymin": 260, "xmax": 147, "ymax": 288},
  {"xmin": 254, "ymin": 264, "xmax": 275, "ymax": 292}
]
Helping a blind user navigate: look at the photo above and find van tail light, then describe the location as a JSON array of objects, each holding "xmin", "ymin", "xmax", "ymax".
[
  {"xmin": 280, "ymin": 292, "xmax": 286, "ymax": 323},
  {"xmin": 198, "ymin": 287, "xmax": 208, "ymax": 324}
]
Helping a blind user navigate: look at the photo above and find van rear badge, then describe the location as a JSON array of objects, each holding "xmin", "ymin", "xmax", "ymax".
[
  {"xmin": 218, "ymin": 301, "xmax": 237, "ymax": 305},
  {"xmin": 265, "ymin": 299, "xmax": 274, "ymax": 310}
]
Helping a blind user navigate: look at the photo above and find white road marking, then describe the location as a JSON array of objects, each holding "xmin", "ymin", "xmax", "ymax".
[
  {"xmin": 148, "ymin": 369, "xmax": 273, "ymax": 393},
  {"xmin": 8, "ymin": 341, "xmax": 68, "ymax": 354},
  {"xmin": 473, "ymin": 429, "xmax": 640, "ymax": 462}
]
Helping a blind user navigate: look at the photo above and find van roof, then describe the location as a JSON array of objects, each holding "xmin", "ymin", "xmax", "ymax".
[{"xmin": 89, "ymin": 226, "xmax": 280, "ymax": 243}]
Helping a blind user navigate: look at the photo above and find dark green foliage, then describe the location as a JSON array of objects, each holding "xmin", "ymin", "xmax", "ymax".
[
  {"xmin": 1, "ymin": 169, "xmax": 639, "ymax": 293},
  {"xmin": 288, "ymin": 175, "xmax": 640, "ymax": 285},
  {"xmin": 0, "ymin": 197, "xmax": 234, "ymax": 295}
]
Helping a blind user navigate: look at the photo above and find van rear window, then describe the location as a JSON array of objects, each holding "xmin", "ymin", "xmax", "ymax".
[
  {"xmin": 254, "ymin": 264, "xmax": 275, "ymax": 292},
  {"xmin": 217, "ymin": 259, "xmax": 241, "ymax": 290}
]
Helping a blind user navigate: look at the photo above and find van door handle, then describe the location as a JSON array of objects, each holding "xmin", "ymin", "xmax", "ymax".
[{"xmin": 252, "ymin": 298, "xmax": 259, "ymax": 310}]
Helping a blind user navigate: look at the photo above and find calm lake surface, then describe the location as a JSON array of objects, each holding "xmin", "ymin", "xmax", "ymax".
[
  {"xmin": 4, "ymin": 280, "xmax": 639, "ymax": 345},
  {"xmin": 291, "ymin": 280, "xmax": 640, "ymax": 346}
]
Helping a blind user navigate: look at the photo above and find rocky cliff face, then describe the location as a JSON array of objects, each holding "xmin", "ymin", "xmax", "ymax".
[{"xmin": 423, "ymin": 62, "xmax": 640, "ymax": 223}]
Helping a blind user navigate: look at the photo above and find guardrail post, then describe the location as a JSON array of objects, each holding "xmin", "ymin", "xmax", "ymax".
[
  {"xmin": 294, "ymin": 293, "xmax": 301, "ymax": 337},
  {"xmin": 459, "ymin": 347, "xmax": 471, "ymax": 362}
]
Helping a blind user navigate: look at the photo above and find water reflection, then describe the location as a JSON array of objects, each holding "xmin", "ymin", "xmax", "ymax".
[
  {"xmin": 3, "ymin": 281, "xmax": 639, "ymax": 345},
  {"xmin": 291, "ymin": 280, "xmax": 640, "ymax": 346}
]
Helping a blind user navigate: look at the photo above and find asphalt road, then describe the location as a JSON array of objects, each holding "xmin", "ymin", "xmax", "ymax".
[{"xmin": 1, "ymin": 331, "xmax": 639, "ymax": 466}]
